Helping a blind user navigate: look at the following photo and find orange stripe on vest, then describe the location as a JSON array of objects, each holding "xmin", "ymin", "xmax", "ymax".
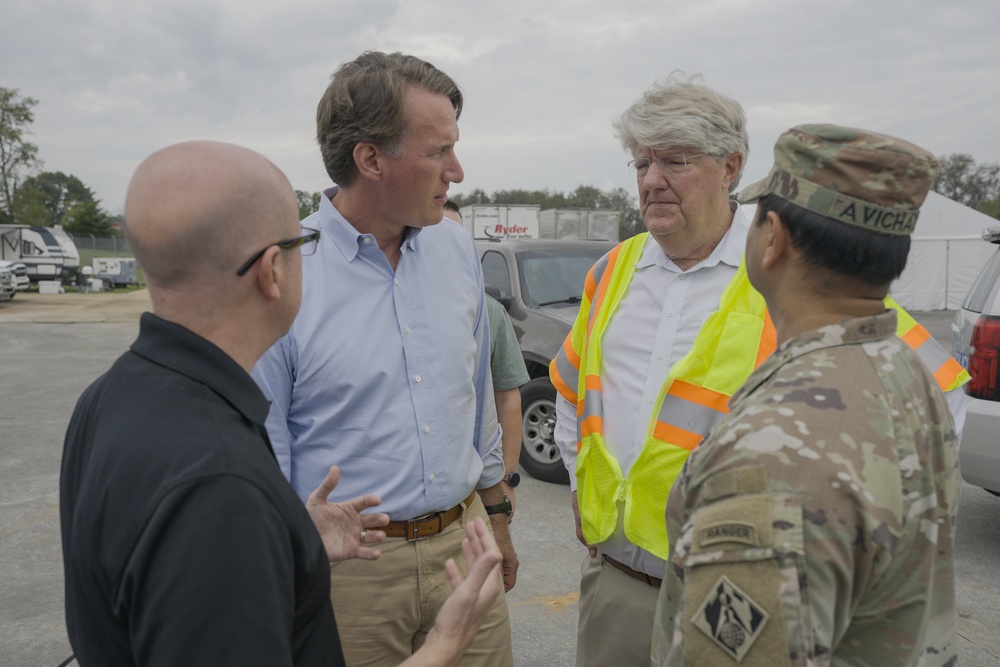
[{"xmin": 668, "ymin": 378, "xmax": 731, "ymax": 413}]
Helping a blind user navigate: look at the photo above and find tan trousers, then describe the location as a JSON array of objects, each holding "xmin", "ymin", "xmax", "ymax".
[
  {"xmin": 576, "ymin": 553, "xmax": 660, "ymax": 667},
  {"xmin": 330, "ymin": 493, "xmax": 513, "ymax": 667}
]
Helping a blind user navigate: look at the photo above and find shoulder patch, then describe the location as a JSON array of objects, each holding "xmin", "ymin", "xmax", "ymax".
[
  {"xmin": 692, "ymin": 575, "xmax": 769, "ymax": 662},
  {"xmin": 699, "ymin": 521, "xmax": 757, "ymax": 547}
]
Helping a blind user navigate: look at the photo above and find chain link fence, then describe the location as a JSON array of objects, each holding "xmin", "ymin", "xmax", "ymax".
[{"xmin": 69, "ymin": 234, "xmax": 132, "ymax": 255}]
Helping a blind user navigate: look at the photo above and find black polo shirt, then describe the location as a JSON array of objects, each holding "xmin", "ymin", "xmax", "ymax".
[{"xmin": 60, "ymin": 313, "xmax": 344, "ymax": 666}]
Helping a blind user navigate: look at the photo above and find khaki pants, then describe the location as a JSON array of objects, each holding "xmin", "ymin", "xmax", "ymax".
[
  {"xmin": 330, "ymin": 494, "xmax": 513, "ymax": 667},
  {"xmin": 576, "ymin": 554, "xmax": 660, "ymax": 667}
]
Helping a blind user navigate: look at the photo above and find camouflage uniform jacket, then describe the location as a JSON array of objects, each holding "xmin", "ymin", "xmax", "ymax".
[{"xmin": 653, "ymin": 310, "xmax": 959, "ymax": 667}]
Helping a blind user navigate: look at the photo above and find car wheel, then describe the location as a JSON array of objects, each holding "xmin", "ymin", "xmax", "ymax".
[{"xmin": 519, "ymin": 377, "xmax": 569, "ymax": 484}]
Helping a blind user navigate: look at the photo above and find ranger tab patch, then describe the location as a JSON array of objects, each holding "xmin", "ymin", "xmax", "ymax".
[{"xmin": 692, "ymin": 575, "xmax": 769, "ymax": 661}]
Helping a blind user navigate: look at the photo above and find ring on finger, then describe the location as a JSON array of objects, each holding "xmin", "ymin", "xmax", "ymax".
[{"xmin": 360, "ymin": 529, "xmax": 368, "ymax": 543}]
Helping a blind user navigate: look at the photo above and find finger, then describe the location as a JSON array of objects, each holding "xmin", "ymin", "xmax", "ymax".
[
  {"xmin": 348, "ymin": 494, "xmax": 384, "ymax": 513},
  {"xmin": 464, "ymin": 518, "xmax": 486, "ymax": 558},
  {"xmin": 353, "ymin": 547, "xmax": 383, "ymax": 561},
  {"xmin": 502, "ymin": 570, "xmax": 514, "ymax": 593},
  {"xmin": 358, "ymin": 528, "xmax": 387, "ymax": 545},
  {"xmin": 472, "ymin": 519, "xmax": 497, "ymax": 560},
  {"xmin": 445, "ymin": 556, "xmax": 464, "ymax": 591},
  {"xmin": 465, "ymin": 540, "xmax": 501, "ymax": 586},
  {"xmin": 588, "ymin": 546, "xmax": 598, "ymax": 558},
  {"xmin": 307, "ymin": 465, "xmax": 341, "ymax": 505},
  {"xmin": 360, "ymin": 512, "xmax": 390, "ymax": 528}
]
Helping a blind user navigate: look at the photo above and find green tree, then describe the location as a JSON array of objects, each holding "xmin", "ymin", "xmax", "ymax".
[
  {"xmin": 296, "ymin": 190, "xmax": 322, "ymax": 219},
  {"xmin": 14, "ymin": 171, "xmax": 114, "ymax": 235},
  {"xmin": 15, "ymin": 171, "xmax": 93, "ymax": 226},
  {"xmin": 0, "ymin": 87, "xmax": 42, "ymax": 220},
  {"xmin": 979, "ymin": 199, "xmax": 1000, "ymax": 221},
  {"xmin": 65, "ymin": 199, "xmax": 114, "ymax": 237},
  {"xmin": 933, "ymin": 154, "xmax": 1000, "ymax": 210}
]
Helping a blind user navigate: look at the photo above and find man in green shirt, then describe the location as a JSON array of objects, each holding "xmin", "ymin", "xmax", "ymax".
[{"xmin": 445, "ymin": 201, "xmax": 530, "ymax": 518}]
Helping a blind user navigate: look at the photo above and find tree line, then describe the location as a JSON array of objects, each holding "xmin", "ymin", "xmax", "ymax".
[
  {"xmin": 5, "ymin": 85, "xmax": 1000, "ymax": 240},
  {"xmin": 1, "ymin": 87, "xmax": 118, "ymax": 236}
]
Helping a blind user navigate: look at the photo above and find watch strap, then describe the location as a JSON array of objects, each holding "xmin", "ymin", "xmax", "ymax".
[{"xmin": 483, "ymin": 495, "xmax": 513, "ymax": 516}]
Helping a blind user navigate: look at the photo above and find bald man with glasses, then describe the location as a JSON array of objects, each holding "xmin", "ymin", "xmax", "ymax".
[{"xmin": 59, "ymin": 140, "xmax": 504, "ymax": 667}]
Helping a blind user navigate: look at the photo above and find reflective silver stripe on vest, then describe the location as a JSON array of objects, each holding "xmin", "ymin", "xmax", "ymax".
[
  {"xmin": 585, "ymin": 252, "xmax": 614, "ymax": 323},
  {"xmin": 911, "ymin": 335, "xmax": 952, "ymax": 377},
  {"xmin": 656, "ymin": 393, "xmax": 725, "ymax": 439},
  {"xmin": 576, "ymin": 388, "xmax": 604, "ymax": 435},
  {"xmin": 552, "ymin": 348, "xmax": 579, "ymax": 394}
]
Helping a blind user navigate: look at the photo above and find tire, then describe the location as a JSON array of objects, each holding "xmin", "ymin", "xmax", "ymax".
[{"xmin": 519, "ymin": 377, "xmax": 570, "ymax": 484}]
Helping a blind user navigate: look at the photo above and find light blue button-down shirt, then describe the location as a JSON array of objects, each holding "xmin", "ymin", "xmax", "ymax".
[{"xmin": 252, "ymin": 188, "xmax": 503, "ymax": 519}]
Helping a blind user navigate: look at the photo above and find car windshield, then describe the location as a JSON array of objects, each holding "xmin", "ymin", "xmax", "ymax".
[{"xmin": 517, "ymin": 246, "xmax": 609, "ymax": 308}]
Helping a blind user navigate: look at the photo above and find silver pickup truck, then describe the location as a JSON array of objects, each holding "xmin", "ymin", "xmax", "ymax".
[{"xmin": 476, "ymin": 238, "xmax": 616, "ymax": 483}]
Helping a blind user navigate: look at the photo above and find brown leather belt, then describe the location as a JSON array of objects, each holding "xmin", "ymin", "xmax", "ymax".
[
  {"xmin": 383, "ymin": 490, "xmax": 477, "ymax": 541},
  {"xmin": 603, "ymin": 554, "xmax": 663, "ymax": 588}
]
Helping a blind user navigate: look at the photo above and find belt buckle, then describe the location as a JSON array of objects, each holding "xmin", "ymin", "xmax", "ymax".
[{"xmin": 404, "ymin": 511, "xmax": 440, "ymax": 542}]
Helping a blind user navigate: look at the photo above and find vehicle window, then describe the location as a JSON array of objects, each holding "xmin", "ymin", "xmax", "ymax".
[
  {"xmin": 481, "ymin": 251, "xmax": 512, "ymax": 300},
  {"xmin": 963, "ymin": 247, "xmax": 1000, "ymax": 313},
  {"xmin": 517, "ymin": 246, "xmax": 609, "ymax": 307}
]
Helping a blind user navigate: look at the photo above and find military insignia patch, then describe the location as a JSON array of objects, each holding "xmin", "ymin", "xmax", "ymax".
[{"xmin": 692, "ymin": 575, "xmax": 769, "ymax": 661}]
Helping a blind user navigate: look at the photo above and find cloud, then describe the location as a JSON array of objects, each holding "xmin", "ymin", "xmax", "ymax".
[{"xmin": 2, "ymin": 0, "xmax": 998, "ymax": 211}]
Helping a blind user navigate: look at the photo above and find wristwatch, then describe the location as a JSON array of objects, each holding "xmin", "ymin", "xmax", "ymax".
[
  {"xmin": 502, "ymin": 471, "xmax": 521, "ymax": 488},
  {"xmin": 484, "ymin": 494, "xmax": 513, "ymax": 517}
]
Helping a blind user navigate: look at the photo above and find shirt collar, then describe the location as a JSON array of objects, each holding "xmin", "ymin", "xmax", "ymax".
[
  {"xmin": 636, "ymin": 200, "xmax": 750, "ymax": 271},
  {"xmin": 129, "ymin": 312, "xmax": 271, "ymax": 427},
  {"xmin": 316, "ymin": 186, "xmax": 423, "ymax": 262}
]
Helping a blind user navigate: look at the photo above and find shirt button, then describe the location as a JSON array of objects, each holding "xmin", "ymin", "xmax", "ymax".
[
  {"xmin": 424, "ymin": 425, "xmax": 431, "ymax": 433},
  {"xmin": 429, "ymin": 474, "xmax": 437, "ymax": 482},
  {"xmin": 658, "ymin": 353, "xmax": 664, "ymax": 360},
  {"xmin": 679, "ymin": 274, "xmax": 686, "ymax": 280},
  {"xmin": 363, "ymin": 237, "xmax": 372, "ymax": 245},
  {"xmin": 415, "ymin": 374, "xmax": 422, "ymax": 383},
  {"xmin": 667, "ymin": 311, "xmax": 674, "ymax": 317},
  {"xmin": 648, "ymin": 399, "xmax": 654, "ymax": 405},
  {"xmin": 394, "ymin": 278, "xmax": 400, "ymax": 286},
  {"xmin": 405, "ymin": 325, "xmax": 411, "ymax": 334}
]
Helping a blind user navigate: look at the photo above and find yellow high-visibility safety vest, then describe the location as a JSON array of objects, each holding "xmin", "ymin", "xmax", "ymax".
[{"xmin": 550, "ymin": 233, "xmax": 970, "ymax": 560}]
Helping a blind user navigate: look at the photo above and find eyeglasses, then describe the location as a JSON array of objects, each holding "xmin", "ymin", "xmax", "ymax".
[
  {"xmin": 627, "ymin": 154, "xmax": 707, "ymax": 179},
  {"xmin": 236, "ymin": 227, "xmax": 321, "ymax": 276}
]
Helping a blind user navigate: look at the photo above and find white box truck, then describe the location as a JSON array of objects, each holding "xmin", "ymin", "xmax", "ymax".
[
  {"xmin": 458, "ymin": 205, "xmax": 541, "ymax": 240},
  {"xmin": 538, "ymin": 209, "xmax": 620, "ymax": 242}
]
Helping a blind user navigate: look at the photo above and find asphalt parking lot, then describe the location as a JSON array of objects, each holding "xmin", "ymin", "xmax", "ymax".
[{"xmin": 1, "ymin": 296, "xmax": 998, "ymax": 666}]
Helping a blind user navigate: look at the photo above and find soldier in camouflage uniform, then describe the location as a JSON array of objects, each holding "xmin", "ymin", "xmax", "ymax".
[{"xmin": 652, "ymin": 124, "xmax": 959, "ymax": 666}]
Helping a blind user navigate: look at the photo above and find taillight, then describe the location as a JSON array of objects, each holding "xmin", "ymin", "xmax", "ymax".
[{"xmin": 968, "ymin": 315, "xmax": 1000, "ymax": 400}]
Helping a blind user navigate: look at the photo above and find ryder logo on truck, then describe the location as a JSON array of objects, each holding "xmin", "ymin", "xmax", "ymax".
[{"xmin": 485, "ymin": 224, "xmax": 532, "ymax": 239}]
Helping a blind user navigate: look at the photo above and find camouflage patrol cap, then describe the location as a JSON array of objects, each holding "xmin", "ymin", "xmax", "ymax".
[{"xmin": 737, "ymin": 124, "xmax": 939, "ymax": 236}]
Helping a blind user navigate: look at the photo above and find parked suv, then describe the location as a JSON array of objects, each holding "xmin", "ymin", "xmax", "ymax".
[
  {"xmin": 0, "ymin": 261, "xmax": 29, "ymax": 293},
  {"xmin": 952, "ymin": 223, "xmax": 1000, "ymax": 496},
  {"xmin": 0, "ymin": 264, "xmax": 15, "ymax": 302},
  {"xmin": 476, "ymin": 238, "xmax": 616, "ymax": 483}
]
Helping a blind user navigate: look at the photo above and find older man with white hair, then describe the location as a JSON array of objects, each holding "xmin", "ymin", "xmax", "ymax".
[{"xmin": 550, "ymin": 74, "xmax": 969, "ymax": 667}]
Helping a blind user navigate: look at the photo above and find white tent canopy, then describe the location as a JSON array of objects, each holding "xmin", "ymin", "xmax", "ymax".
[
  {"xmin": 889, "ymin": 191, "xmax": 996, "ymax": 311},
  {"xmin": 741, "ymin": 191, "xmax": 997, "ymax": 311}
]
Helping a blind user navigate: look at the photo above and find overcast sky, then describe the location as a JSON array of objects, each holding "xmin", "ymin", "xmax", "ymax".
[{"xmin": 3, "ymin": 0, "xmax": 998, "ymax": 214}]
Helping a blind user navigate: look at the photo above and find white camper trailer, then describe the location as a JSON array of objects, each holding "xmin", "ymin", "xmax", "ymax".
[{"xmin": 0, "ymin": 225, "xmax": 81, "ymax": 282}]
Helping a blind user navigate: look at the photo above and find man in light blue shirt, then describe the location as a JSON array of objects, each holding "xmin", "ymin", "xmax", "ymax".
[{"xmin": 252, "ymin": 51, "xmax": 516, "ymax": 667}]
